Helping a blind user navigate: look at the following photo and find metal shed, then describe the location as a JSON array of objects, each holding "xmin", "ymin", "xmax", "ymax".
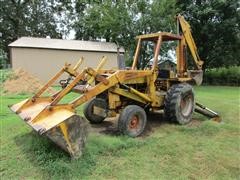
[{"xmin": 9, "ymin": 37, "xmax": 124, "ymax": 82}]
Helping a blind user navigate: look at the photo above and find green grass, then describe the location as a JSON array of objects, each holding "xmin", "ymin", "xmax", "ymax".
[{"xmin": 1, "ymin": 86, "xmax": 240, "ymax": 179}]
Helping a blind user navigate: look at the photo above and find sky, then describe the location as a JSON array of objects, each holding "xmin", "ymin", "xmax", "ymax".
[{"xmin": 65, "ymin": 29, "xmax": 75, "ymax": 40}]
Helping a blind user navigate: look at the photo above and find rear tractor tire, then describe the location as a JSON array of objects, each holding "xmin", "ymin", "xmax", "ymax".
[
  {"xmin": 83, "ymin": 98, "xmax": 108, "ymax": 124},
  {"xmin": 118, "ymin": 105, "xmax": 147, "ymax": 137},
  {"xmin": 164, "ymin": 83, "xmax": 195, "ymax": 125}
]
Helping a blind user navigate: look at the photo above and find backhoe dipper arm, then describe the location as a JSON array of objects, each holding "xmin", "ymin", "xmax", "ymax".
[{"xmin": 177, "ymin": 15, "xmax": 204, "ymax": 70}]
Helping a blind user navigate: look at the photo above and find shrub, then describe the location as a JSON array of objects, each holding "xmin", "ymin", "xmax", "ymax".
[
  {"xmin": 0, "ymin": 69, "xmax": 14, "ymax": 84},
  {"xmin": 0, "ymin": 50, "xmax": 8, "ymax": 69},
  {"xmin": 203, "ymin": 66, "xmax": 240, "ymax": 86}
]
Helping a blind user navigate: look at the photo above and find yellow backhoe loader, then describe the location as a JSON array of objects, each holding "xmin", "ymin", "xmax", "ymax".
[{"xmin": 9, "ymin": 15, "xmax": 220, "ymax": 158}]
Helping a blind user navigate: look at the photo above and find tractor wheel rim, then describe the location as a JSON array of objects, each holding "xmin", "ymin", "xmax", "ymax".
[
  {"xmin": 129, "ymin": 115, "xmax": 139, "ymax": 129},
  {"xmin": 180, "ymin": 94, "xmax": 193, "ymax": 116}
]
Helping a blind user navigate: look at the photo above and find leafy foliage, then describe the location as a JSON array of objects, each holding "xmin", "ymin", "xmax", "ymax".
[
  {"xmin": 0, "ymin": 69, "xmax": 14, "ymax": 84},
  {"xmin": 0, "ymin": 49, "xmax": 8, "ymax": 69},
  {"xmin": 0, "ymin": 0, "xmax": 73, "ymax": 62},
  {"xmin": 176, "ymin": 0, "xmax": 240, "ymax": 69},
  {"xmin": 74, "ymin": 0, "xmax": 176, "ymax": 63},
  {"xmin": 204, "ymin": 66, "xmax": 240, "ymax": 86}
]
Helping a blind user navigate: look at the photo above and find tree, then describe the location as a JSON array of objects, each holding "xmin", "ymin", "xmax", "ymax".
[
  {"xmin": 74, "ymin": 0, "xmax": 177, "ymax": 65},
  {"xmin": 0, "ymin": 0, "xmax": 73, "ymax": 65},
  {"xmin": 176, "ymin": 0, "xmax": 240, "ymax": 69},
  {"xmin": 75, "ymin": 1, "xmax": 134, "ymax": 48}
]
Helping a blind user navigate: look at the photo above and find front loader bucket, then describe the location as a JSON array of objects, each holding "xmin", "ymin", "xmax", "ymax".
[
  {"xmin": 9, "ymin": 98, "xmax": 88, "ymax": 158},
  {"xmin": 46, "ymin": 115, "xmax": 88, "ymax": 158},
  {"xmin": 8, "ymin": 59, "xmax": 111, "ymax": 158}
]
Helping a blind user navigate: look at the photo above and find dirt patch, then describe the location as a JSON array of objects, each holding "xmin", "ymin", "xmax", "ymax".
[
  {"xmin": 89, "ymin": 117, "xmax": 120, "ymax": 136},
  {"xmin": 2, "ymin": 68, "xmax": 56, "ymax": 95},
  {"xmin": 142, "ymin": 112, "xmax": 168, "ymax": 137},
  {"xmin": 89, "ymin": 112, "xmax": 169, "ymax": 137},
  {"xmin": 89, "ymin": 112, "xmax": 203, "ymax": 137}
]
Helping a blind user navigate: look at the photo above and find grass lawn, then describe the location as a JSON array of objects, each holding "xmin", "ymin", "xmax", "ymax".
[{"xmin": 0, "ymin": 86, "xmax": 240, "ymax": 179}]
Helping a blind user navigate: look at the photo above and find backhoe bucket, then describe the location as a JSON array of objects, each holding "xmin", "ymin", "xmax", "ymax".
[
  {"xmin": 189, "ymin": 70, "xmax": 203, "ymax": 85},
  {"xmin": 9, "ymin": 98, "xmax": 88, "ymax": 158}
]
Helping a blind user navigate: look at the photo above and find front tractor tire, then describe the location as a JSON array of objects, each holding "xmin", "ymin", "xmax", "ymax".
[
  {"xmin": 118, "ymin": 105, "xmax": 147, "ymax": 137},
  {"xmin": 83, "ymin": 98, "xmax": 107, "ymax": 124},
  {"xmin": 164, "ymin": 83, "xmax": 195, "ymax": 125}
]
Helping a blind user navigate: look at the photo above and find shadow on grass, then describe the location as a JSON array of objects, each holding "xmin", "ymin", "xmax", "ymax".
[
  {"xmin": 144, "ymin": 112, "xmax": 168, "ymax": 136},
  {"xmin": 13, "ymin": 128, "xmax": 149, "ymax": 179},
  {"xmin": 14, "ymin": 128, "xmax": 148, "ymax": 179},
  {"xmin": 15, "ymin": 132, "xmax": 102, "ymax": 179},
  {"xmin": 14, "ymin": 131, "xmax": 93, "ymax": 179},
  {"xmin": 90, "ymin": 120, "xmax": 120, "ymax": 136}
]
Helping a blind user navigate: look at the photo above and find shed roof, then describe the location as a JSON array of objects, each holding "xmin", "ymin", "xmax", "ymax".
[{"xmin": 9, "ymin": 37, "xmax": 124, "ymax": 53}]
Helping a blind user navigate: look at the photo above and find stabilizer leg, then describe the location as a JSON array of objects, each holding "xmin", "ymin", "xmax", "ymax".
[{"xmin": 195, "ymin": 102, "xmax": 221, "ymax": 122}]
